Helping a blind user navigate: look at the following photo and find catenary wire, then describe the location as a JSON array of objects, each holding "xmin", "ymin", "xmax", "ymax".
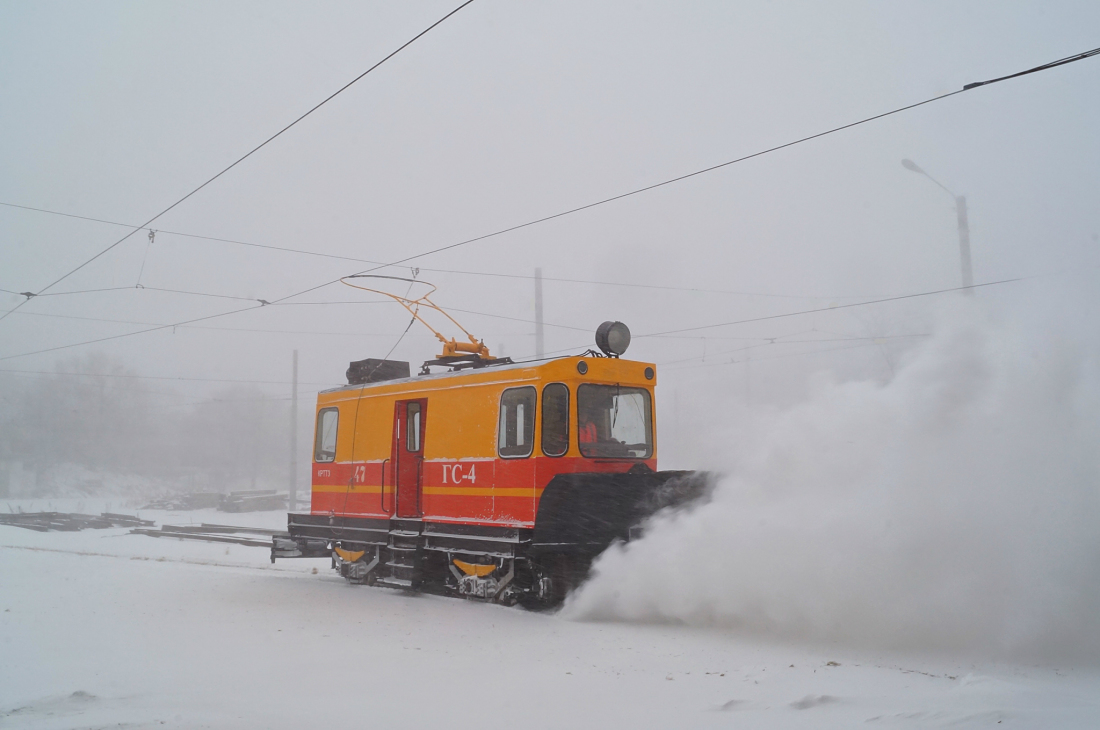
[
  {"xmin": 0, "ymin": 367, "xmax": 334, "ymax": 386},
  {"xmin": 0, "ymin": 308, "xmax": 438, "ymax": 337},
  {"xmin": 9, "ymin": 286, "xmax": 135, "ymax": 299},
  {"xmin": 0, "ymin": 369, "xmax": 328, "ymax": 404},
  {"xmin": 656, "ymin": 333, "xmax": 930, "ymax": 367},
  {"xmin": 270, "ymin": 299, "xmax": 596, "ymax": 333},
  {"xmin": 962, "ymin": 46, "xmax": 1100, "ymax": 89},
  {"xmin": 3, "ymin": 46, "xmax": 1096, "ymax": 361},
  {"xmin": 0, "ymin": 307, "xmax": 810, "ymax": 344},
  {"xmin": 24, "ymin": 285, "xmax": 262, "ymax": 303},
  {"xmin": 16, "ymin": 257, "xmax": 1096, "ymax": 366},
  {"xmin": 0, "ymin": 269, "xmax": 1048, "ymax": 364},
  {"xmin": 639, "ymin": 278, "xmax": 1025, "ymax": 338},
  {"xmin": 286, "ymin": 45, "xmax": 1100, "ymax": 293},
  {"xmin": 0, "ymin": 0, "xmax": 474, "ymax": 325},
  {"xmin": 237, "ymin": 43, "xmax": 1100, "ymax": 310},
  {"xmin": 0, "ymin": 304, "xmax": 264, "ymax": 363},
  {"xmin": 659, "ymin": 341, "xmax": 881, "ymax": 372},
  {"xmin": 0, "ymin": 201, "xmax": 879, "ymax": 301},
  {"xmin": 3, "ymin": 45, "xmax": 1096, "ymax": 310}
]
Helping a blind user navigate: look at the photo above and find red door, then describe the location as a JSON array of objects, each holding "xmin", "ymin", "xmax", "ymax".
[{"xmin": 392, "ymin": 399, "xmax": 427, "ymax": 518}]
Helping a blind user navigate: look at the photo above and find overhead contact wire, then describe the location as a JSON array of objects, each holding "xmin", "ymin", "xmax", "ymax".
[
  {"xmin": 0, "ymin": 201, "xmax": 872, "ymax": 300},
  {"xmin": 0, "ymin": 304, "xmax": 263, "ymax": 362},
  {"xmin": 639, "ymin": 278, "xmax": 1025, "ymax": 337},
  {"xmin": 269, "ymin": 45, "xmax": 1100, "ymax": 304},
  {"xmin": 1, "ymin": 45, "xmax": 1095, "ymax": 360},
  {"xmin": 0, "ymin": 0, "xmax": 475, "ymax": 324}
]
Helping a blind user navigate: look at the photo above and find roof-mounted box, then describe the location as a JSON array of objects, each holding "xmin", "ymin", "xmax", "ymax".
[{"xmin": 346, "ymin": 359, "xmax": 410, "ymax": 385}]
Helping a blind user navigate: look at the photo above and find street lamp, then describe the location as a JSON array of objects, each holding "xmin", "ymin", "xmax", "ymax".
[{"xmin": 901, "ymin": 159, "xmax": 973, "ymax": 292}]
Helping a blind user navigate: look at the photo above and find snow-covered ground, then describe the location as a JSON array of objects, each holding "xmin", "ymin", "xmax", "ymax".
[{"xmin": 2, "ymin": 500, "xmax": 1098, "ymax": 729}]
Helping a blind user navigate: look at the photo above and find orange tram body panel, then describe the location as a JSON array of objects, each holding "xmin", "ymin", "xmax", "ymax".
[
  {"xmin": 311, "ymin": 356, "xmax": 657, "ymax": 527},
  {"xmin": 274, "ymin": 354, "xmax": 707, "ymax": 607}
]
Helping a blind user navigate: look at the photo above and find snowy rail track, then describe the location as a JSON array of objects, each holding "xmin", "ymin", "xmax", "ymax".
[{"xmin": 2, "ymin": 500, "xmax": 1099, "ymax": 729}]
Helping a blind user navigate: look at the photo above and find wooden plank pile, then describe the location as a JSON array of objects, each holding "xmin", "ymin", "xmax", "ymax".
[
  {"xmin": 140, "ymin": 492, "xmax": 225, "ymax": 511},
  {"xmin": 138, "ymin": 490, "xmax": 288, "ymax": 513},
  {"xmin": 0, "ymin": 512, "xmax": 155, "ymax": 532},
  {"xmin": 218, "ymin": 490, "xmax": 287, "ymax": 513}
]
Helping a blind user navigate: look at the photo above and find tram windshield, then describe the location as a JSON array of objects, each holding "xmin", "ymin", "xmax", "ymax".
[{"xmin": 576, "ymin": 384, "xmax": 653, "ymax": 459}]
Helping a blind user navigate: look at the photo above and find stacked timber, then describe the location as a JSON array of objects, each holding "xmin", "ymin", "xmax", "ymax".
[
  {"xmin": 218, "ymin": 490, "xmax": 287, "ymax": 513},
  {"xmin": 0, "ymin": 512, "xmax": 155, "ymax": 532}
]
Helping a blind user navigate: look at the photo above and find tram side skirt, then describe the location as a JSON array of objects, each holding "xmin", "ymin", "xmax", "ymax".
[{"xmin": 272, "ymin": 513, "xmax": 389, "ymax": 563}]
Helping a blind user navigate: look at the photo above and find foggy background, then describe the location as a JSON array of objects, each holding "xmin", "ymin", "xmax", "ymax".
[{"xmin": 3, "ymin": 1, "xmax": 1098, "ymax": 497}]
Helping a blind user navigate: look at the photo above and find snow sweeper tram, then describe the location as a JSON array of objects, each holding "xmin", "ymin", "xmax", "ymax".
[{"xmin": 272, "ymin": 277, "xmax": 708, "ymax": 607}]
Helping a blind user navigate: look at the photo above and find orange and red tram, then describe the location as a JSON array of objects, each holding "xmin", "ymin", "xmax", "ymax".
[{"xmin": 273, "ymin": 320, "xmax": 705, "ymax": 607}]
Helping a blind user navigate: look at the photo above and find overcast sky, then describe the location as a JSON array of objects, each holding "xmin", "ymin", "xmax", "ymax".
[{"xmin": 2, "ymin": 1, "xmax": 1098, "ymax": 459}]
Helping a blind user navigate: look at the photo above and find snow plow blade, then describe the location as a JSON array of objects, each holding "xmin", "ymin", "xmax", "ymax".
[{"xmin": 531, "ymin": 469, "xmax": 713, "ymax": 559}]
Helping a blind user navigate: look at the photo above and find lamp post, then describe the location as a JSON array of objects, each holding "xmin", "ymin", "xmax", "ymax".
[{"xmin": 901, "ymin": 159, "xmax": 973, "ymax": 293}]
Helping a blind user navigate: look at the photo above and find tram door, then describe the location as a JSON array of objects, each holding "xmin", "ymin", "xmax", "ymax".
[{"xmin": 392, "ymin": 399, "xmax": 427, "ymax": 518}]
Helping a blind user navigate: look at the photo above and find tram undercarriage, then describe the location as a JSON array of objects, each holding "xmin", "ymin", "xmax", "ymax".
[{"xmin": 272, "ymin": 469, "xmax": 711, "ymax": 608}]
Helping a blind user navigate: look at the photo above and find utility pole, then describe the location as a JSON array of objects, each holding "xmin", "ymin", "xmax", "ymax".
[
  {"xmin": 288, "ymin": 349, "xmax": 298, "ymax": 512},
  {"xmin": 902, "ymin": 159, "xmax": 974, "ymax": 294},
  {"xmin": 534, "ymin": 267, "xmax": 545, "ymax": 358},
  {"xmin": 955, "ymin": 195, "xmax": 973, "ymax": 289}
]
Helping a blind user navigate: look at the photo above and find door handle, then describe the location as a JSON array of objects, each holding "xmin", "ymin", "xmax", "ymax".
[{"xmin": 380, "ymin": 458, "xmax": 389, "ymax": 515}]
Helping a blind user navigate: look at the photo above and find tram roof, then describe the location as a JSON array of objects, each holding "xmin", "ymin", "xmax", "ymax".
[{"xmin": 317, "ymin": 355, "xmax": 655, "ymax": 397}]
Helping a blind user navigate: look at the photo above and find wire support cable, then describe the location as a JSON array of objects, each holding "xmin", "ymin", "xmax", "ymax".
[
  {"xmin": 962, "ymin": 46, "xmax": 1100, "ymax": 89},
  {"xmin": 5, "ymin": 265, "xmax": 1078, "ymax": 364},
  {"xmin": 0, "ymin": 0, "xmax": 474, "ymax": 325},
  {"xmin": 0, "ymin": 304, "xmax": 263, "ymax": 363},
  {"xmin": 308, "ymin": 42, "xmax": 1100, "ymax": 285},
  {"xmin": 0, "ymin": 367, "xmax": 334, "ymax": 386},
  {"xmin": 0, "ymin": 307, "xmax": 432, "ymax": 337},
  {"xmin": 639, "ymin": 278, "xmax": 1024, "ymax": 338},
  {"xmin": 661, "ymin": 340, "xmax": 891, "ymax": 373},
  {"xmin": 20, "ymin": 284, "xmax": 263, "ymax": 303},
  {"xmin": 655, "ymin": 333, "xmax": 931, "ymax": 368},
  {"xmin": 2, "ymin": 45, "xmax": 1095, "ymax": 362},
  {"xmin": 0, "ymin": 201, "xmax": 889, "ymax": 301}
]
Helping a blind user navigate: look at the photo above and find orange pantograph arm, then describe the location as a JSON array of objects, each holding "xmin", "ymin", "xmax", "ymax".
[{"xmin": 340, "ymin": 275, "xmax": 492, "ymax": 359}]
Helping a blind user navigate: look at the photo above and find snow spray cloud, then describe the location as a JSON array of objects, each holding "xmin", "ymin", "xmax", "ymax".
[{"xmin": 565, "ymin": 291, "xmax": 1100, "ymax": 662}]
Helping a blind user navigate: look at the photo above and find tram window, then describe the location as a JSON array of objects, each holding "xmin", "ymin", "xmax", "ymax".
[
  {"xmin": 407, "ymin": 402, "xmax": 421, "ymax": 452},
  {"xmin": 314, "ymin": 408, "xmax": 339, "ymax": 463},
  {"xmin": 541, "ymin": 383, "xmax": 569, "ymax": 457},
  {"xmin": 577, "ymin": 384, "xmax": 653, "ymax": 459},
  {"xmin": 498, "ymin": 386, "xmax": 536, "ymax": 458}
]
